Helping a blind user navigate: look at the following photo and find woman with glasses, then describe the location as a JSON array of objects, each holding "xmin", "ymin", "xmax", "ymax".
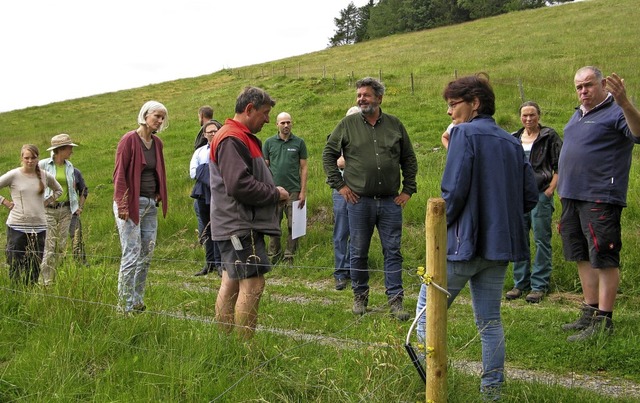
[
  {"xmin": 439, "ymin": 75, "xmax": 538, "ymax": 400},
  {"xmin": 190, "ymin": 119, "xmax": 223, "ymax": 277}
]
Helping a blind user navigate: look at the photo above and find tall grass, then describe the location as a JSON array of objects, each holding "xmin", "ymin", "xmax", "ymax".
[{"xmin": 1, "ymin": 0, "xmax": 640, "ymax": 401}]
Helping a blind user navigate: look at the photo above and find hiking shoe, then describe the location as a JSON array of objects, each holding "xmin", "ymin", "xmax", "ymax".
[
  {"xmin": 567, "ymin": 315, "xmax": 613, "ymax": 342},
  {"xmin": 505, "ymin": 288, "xmax": 523, "ymax": 300},
  {"xmin": 352, "ymin": 293, "xmax": 368, "ymax": 315},
  {"xmin": 132, "ymin": 303, "xmax": 146, "ymax": 313},
  {"xmin": 562, "ymin": 304, "xmax": 598, "ymax": 331},
  {"xmin": 525, "ymin": 290, "xmax": 545, "ymax": 304},
  {"xmin": 194, "ymin": 265, "xmax": 211, "ymax": 276},
  {"xmin": 335, "ymin": 278, "xmax": 348, "ymax": 291},
  {"xmin": 389, "ymin": 296, "xmax": 410, "ymax": 321}
]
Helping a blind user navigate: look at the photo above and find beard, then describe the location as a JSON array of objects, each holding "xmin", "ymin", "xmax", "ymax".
[{"xmin": 360, "ymin": 103, "xmax": 377, "ymax": 115}]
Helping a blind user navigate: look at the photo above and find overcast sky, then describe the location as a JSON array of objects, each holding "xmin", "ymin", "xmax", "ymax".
[{"xmin": 0, "ymin": 0, "xmax": 368, "ymax": 113}]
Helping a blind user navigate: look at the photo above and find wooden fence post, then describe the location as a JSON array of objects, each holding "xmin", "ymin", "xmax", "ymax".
[
  {"xmin": 425, "ymin": 197, "xmax": 448, "ymax": 402},
  {"xmin": 411, "ymin": 73, "xmax": 415, "ymax": 96}
]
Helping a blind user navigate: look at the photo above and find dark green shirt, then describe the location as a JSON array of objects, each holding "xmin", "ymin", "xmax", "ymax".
[
  {"xmin": 323, "ymin": 110, "xmax": 418, "ymax": 197},
  {"xmin": 262, "ymin": 133, "xmax": 308, "ymax": 193}
]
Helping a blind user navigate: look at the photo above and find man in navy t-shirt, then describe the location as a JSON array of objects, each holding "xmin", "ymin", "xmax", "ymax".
[{"xmin": 558, "ymin": 66, "xmax": 640, "ymax": 342}]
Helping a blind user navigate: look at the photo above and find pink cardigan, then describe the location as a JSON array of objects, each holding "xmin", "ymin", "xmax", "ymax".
[{"xmin": 113, "ymin": 130, "xmax": 168, "ymax": 224}]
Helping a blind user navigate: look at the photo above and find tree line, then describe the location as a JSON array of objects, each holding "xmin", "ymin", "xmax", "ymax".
[{"xmin": 329, "ymin": 0, "xmax": 574, "ymax": 46}]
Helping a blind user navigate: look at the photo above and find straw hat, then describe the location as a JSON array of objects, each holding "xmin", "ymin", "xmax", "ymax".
[{"xmin": 47, "ymin": 133, "xmax": 78, "ymax": 151}]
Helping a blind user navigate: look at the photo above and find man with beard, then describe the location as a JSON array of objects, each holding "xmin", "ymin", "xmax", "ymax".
[{"xmin": 323, "ymin": 77, "xmax": 418, "ymax": 320}]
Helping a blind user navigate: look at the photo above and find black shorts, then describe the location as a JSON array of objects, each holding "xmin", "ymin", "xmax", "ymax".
[
  {"xmin": 217, "ymin": 232, "xmax": 271, "ymax": 280},
  {"xmin": 558, "ymin": 199, "xmax": 622, "ymax": 268}
]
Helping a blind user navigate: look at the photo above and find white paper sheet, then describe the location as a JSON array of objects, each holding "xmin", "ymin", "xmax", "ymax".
[{"xmin": 291, "ymin": 200, "xmax": 307, "ymax": 239}]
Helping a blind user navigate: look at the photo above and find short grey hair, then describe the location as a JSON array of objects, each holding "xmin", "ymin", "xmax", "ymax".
[
  {"xmin": 356, "ymin": 77, "xmax": 385, "ymax": 97},
  {"xmin": 576, "ymin": 66, "xmax": 604, "ymax": 81},
  {"xmin": 137, "ymin": 100, "xmax": 169, "ymax": 132}
]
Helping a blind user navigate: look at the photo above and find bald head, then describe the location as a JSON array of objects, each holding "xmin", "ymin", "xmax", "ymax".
[{"xmin": 276, "ymin": 112, "xmax": 293, "ymax": 139}]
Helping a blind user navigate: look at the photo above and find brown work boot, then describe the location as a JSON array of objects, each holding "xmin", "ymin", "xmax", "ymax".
[
  {"xmin": 505, "ymin": 288, "xmax": 523, "ymax": 300},
  {"xmin": 388, "ymin": 295, "xmax": 410, "ymax": 321},
  {"xmin": 567, "ymin": 315, "xmax": 613, "ymax": 342},
  {"xmin": 525, "ymin": 290, "xmax": 545, "ymax": 304},
  {"xmin": 561, "ymin": 303, "xmax": 598, "ymax": 331},
  {"xmin": 352, "ymin": 292, "xmax": 368, "ymax": 315}
]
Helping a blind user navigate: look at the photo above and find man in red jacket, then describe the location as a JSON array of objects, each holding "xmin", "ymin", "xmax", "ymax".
[{"xmin": 209, "ymin": 87, "xmax": 289, "ymax": 340}]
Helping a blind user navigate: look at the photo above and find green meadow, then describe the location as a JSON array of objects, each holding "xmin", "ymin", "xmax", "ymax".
[{"xmin": 1, "ymin": 0, "xmax": 640, "ymax": 401}]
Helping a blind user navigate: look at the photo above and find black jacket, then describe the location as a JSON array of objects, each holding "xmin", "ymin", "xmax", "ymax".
[{"xmin": 513, "ymin": 125, "xmax": 563, "ymax": 192}]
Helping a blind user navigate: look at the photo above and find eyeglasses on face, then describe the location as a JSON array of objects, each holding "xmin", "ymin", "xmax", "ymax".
[{"xmin": 447, "ymin": 100, "xmax": 466, "ymax": 109}]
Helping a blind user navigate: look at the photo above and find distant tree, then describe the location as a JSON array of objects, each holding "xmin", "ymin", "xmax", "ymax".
[
  {"xmin": 404, "ymin": 0, "xmax": 468, "ymax": 31},
  {"xmin": 329, "ymin": 1, "xmax": 373, "ymax": 47},
  {"xmin": 505, "ymin": 0, "xmax": 547, "ymax": 11},
  {"xmin": 456, "ymin": 0, "xmax": 507, "ymax": 19},
  {"xmin": 355, "ymin": 0, "xmax": 375, "ymax": 42},
  {"xmin": 331, "ymin": 0, "xmax": 570, "ymax": 46},
  {"xmin": 366, "ymin": 0, "xmax": 407, "ymax": 39}
]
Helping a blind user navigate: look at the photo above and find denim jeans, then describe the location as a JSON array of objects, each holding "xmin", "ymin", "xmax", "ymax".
[
  {"xmin": 332, "ymin": 189, "xmax": 350, "ymax": 281},
  {"xmin": 512, "ymin": 192, "xmax": 554, "ymax": 292},
  {"xmin": 114, "ymin": 198, "xmax": 157, "ymax": 312},
  {"xmin": 268, "ymin": 191, "xmax": 299, "ymax": 259},
  {"xmin": 448, "ymin": 257, "xmax": 507, "ymax": 390},
  {"xmin": 6, "ymin": 226, "xmax": 45, "ymax": 286},
  {"xmin": 416, "ymin": 283, "xmax": 427, "ymax": 344},
  {"xmin": 41, "ymin": 205, "xmax": 72, "ymax": 285},
  {"xmin": 348, "ymin": 196, "xmax": 403, "ymax": 298},
  {"xmin": 197, "ymin": 197, "xmax": 221, "ymax": 267}
]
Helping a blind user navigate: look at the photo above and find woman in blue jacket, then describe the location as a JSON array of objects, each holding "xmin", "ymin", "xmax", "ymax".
[{"xmin": 440, "ymin": 75, "xmax": 538, "ymax": 399}]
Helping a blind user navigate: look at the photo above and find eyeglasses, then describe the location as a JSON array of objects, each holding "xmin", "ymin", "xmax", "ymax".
[
  {"xmin": 447, "ymin": 100, "xmax": 466, "ymax": 109},
  {"xmin": 204, "ymin": 130, "xmax": 218, "ymax": 135}
]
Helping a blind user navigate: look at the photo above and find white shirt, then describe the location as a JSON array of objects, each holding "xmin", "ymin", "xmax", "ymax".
[{"xmin": 189, "ymin": 144, "xmax": 210, "ymax": 179}]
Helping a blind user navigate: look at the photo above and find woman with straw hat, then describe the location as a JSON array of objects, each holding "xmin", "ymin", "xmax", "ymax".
[{"xmin": 38, "ymin": 133, "xmax": 81, "ymax": 286}]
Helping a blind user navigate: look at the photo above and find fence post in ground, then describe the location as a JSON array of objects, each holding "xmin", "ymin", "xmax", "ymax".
[
  {"xmin": 323, "ymin": 65, "xmax": 326, "ymax": 79},
  {"xmin": 379, "ymin": 68, "xmax": 382, "ymax": 82},
  {"xmin": 518, "ymin": 77, "xmax": 525, "ymax": 103},
  {"xmin": 425, "ymin": 197, "xmax": 448, "ymax": 402},
  {"xmin": 411, "ymin": 73, "xmax": 415, "ymax": 96}
]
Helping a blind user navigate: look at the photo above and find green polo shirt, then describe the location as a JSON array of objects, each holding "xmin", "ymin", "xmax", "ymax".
[
  {"xmin": 262, "ymin": 133, "xmax": 308, "ymax": 193},
  {"xmin": 322, "ymin": 110, "xmax": 418, "ymax": 197}
]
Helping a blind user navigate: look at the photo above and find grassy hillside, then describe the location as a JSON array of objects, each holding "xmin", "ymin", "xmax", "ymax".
[{"xmin": 1, "ymin": 0, "xmax": 640, "ymax": 401}]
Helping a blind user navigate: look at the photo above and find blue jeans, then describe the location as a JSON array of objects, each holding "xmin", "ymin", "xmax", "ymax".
[
  {"xmin": 332, "ymin": 189, "xmax": 350, "ymax": 281},
  {"xmin": 348, "ymin": 196, "xmax": 403, "ymax": 298},
  {"xmin": 416, "ymin": 283, "xmax": 427, "ymax": 344},
  {"xmin": 512, "ymin": 192, "xmax": 554, "ymax": 292},
  {"xmin": 448, "ymin": 257, "xmax": 507, "ymax": 390},
  {"xmin": 114, "ymin": 198, "xmax": 157, "ymax": 312}
]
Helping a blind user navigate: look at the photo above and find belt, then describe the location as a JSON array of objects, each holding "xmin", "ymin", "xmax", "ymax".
[
  {"xmin": 372, "ymin": 195, "xmax": 396, "ymax": 200},
  {"xmin": 47, "ymin": 201, "xmax": 71, "ymax": 209}
]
